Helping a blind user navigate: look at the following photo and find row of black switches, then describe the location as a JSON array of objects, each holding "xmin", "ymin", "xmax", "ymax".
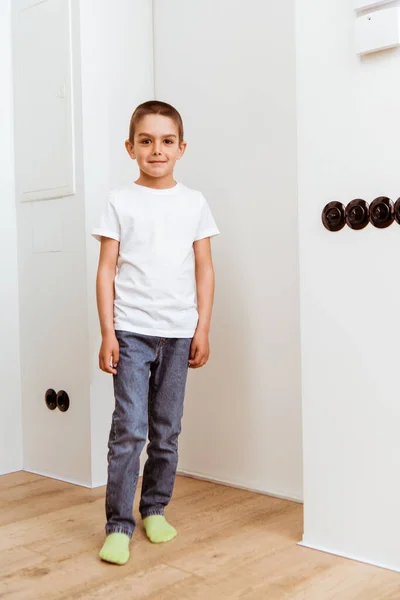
[{"xmin": 322, "ymin": 197, "xmax": 399, "ymax": 231}]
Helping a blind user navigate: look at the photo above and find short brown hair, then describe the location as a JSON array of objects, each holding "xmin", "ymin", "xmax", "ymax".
[{"xmin": 128, "ymin": 100, "xmax": 184, "ymax": 143}]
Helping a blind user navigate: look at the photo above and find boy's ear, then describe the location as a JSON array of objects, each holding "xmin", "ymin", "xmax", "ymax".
[
  {"xmin": 125, "ymin": 139, "xmax": 136, "ymax": 159},
  {"xmin": 177, "ymin": 140, "xmax": 187, "ymax": 160}
]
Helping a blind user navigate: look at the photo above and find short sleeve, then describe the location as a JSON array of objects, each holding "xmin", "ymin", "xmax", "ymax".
[
  {"xmin": 194, "ymin": 195, "xmax": 220, "ymax": 242},
  {"xmin": 91, "ymin": 194, "xmax": 121, "ymax": 242}
]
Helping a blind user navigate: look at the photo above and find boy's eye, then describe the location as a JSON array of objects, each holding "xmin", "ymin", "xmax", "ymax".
[{"xmin": 140, "ymin": 139, "xmax": 174, "ymax": 144}]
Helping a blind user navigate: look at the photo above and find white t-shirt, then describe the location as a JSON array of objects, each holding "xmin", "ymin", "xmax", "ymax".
[{"xmin": 92, "ymin": 182, "xmax": 220, "ymax": 338}]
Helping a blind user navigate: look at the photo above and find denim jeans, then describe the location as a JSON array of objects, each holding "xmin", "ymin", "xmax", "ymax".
[{"xmin": 105, "ymin": 330, "xmax": 192, "ymax": 538}]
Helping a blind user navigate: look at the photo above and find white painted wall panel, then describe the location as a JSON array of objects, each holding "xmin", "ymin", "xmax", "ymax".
[
  {"xmin": 13, "ymin": 0, "xmax": 91, "ymax": 486},
  {"xmin": 14, "ymin": 0, "xmax": 75, "ymax": 202}
]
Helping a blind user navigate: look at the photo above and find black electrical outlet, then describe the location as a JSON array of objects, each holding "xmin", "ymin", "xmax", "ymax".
[
  {"xmin": 370, "ymin": 196, "xmax": 394, "ymax": 229},
  {"xmin": 345, "ymin": 199, "xmax": 369, "ymax": 230},
  {"xmin": 322, "ymin": 201, "xmax": 346, "ymax": 231},
  {"xmin": 45, "ymin": 389, "xmax": 57, "ymax": 410},
  {"xmin": 56, "ymin": 390, "xmax": 70, "ymax": 412}
]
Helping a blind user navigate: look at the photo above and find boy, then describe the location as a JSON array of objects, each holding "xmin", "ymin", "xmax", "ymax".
[{"xmin": 92, "ymin": 101, "xmax": 220, "ymax": 565}]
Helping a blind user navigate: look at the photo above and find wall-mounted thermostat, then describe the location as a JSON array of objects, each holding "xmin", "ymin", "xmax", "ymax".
[
  {"xmin": 355, "ymin": 7, "xmax": 400, "ymax": 55},
  {"xmin": 355, "ymin": 0, "xmax": 396, "ymax": 10}
]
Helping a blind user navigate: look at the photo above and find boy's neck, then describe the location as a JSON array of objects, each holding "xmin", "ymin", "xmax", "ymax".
[{"xmin": 135, "ymin": 172, "xmax": 177, "ymax": 190}]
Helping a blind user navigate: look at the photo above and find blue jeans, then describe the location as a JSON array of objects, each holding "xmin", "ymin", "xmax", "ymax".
[{"xmin": 105, "ymin": 330, "xmax": 192, "ymax": 538}]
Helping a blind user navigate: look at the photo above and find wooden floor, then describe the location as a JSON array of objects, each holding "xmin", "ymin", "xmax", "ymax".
[{"xmin": 1, "ymin": 473, "xmax": 400, "ymax": 599}]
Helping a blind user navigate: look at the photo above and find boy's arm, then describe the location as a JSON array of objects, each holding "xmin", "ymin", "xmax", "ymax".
[
  {"xmin": 194, "ymin": 237, "xmax": 215, "ymax": 333},
  {"xmin": 189, "ymin": 237, "xmax": 215, "ymax": 368},
  {"xmin": 96, "ymin": 237, "xmax": 120, "ymax": 374}
]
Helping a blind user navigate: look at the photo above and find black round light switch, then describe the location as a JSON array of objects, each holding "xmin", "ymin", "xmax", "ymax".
[
  {"xmin": 45, "ymin": 389, "xmax": 57, "ymax": 410},
  {"xmin": 370, "ymin": 196, "xmax": 394, "ymax": 229},
  {"xmin": 322, "ymin": 201, "xmax": 346, "ymax": 232},
  {"xmin": 56, "ymin": 390, "xmax": 70, "ymax": 412},
  {"xmin": 345, "ymin": 199, "xmax": 369, "ymax": 230},
  {"xmin": 394, "ymin": 198, "xmax": 400, "ymax": 225}
]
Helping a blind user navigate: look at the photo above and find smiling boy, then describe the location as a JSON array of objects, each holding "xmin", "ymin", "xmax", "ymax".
[{"xmin": 92, "ymin": 101, "xmax": 220, "ymax": 565}]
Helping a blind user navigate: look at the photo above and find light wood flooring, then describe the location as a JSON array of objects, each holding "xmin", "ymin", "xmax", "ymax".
[{"xmin": 1, "ymin": 471, "xmax": 400, "ymax": 599}]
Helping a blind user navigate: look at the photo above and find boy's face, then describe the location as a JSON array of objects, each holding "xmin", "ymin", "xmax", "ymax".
[{"xmin": 125, "ymin": 114, "xmax": 186, "ymax": 179}]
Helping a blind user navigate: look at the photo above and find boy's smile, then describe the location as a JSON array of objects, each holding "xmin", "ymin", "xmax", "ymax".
[{"xmin": 125, "ymin": 114, "xmax": 187, "ymax": 189}]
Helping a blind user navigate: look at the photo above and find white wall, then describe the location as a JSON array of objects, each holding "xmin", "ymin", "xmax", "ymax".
[
  {"xmin": 12, "ymin": 0, "xmax": 92, "ymax": 485},
  {"xmin": 79, "ymin": 0, "xmax": 154, "ymax": 486},
  {"xmin": 297, "ymin": 0, "xmax": 400, "ymax": 571},
  {"xmin": 154, "ymin": 0, "xmax": 303, "ymax": 501},
  {"xmin": 0, "ymin": 0, "xmax": 23, "ymax": 476}
]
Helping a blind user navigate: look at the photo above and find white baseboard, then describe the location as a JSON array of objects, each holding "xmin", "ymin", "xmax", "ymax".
[
  {"xmin": 298, "ymin": 539, "xmax": 400, "ymax": 573},
  {"xmin": 0, "ymin": 467, "xmax": 23, "ymax": 477},
  {"xmin": 20, "ymin": 467, "xmax": 302, "ymax": 505},
  {"xmin": 176, "ymin": 468, "xmax": 302, "ymax": 504},
  {"xmin": 22, "ymin": 468, "xmax": 92, "ymax": 488},
  {"xmin": 90, "ymin": 478, "xmax": 107, "ymax": 489}
]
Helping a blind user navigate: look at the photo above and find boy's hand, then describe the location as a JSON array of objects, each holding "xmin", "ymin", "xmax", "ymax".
[
  {"xmin": 99, "ymin": 333, "xmax": 120, "ymax": 375},
  {"xmin": 188, "ymin": 330, "xmax": 210, "ymax": 369}
]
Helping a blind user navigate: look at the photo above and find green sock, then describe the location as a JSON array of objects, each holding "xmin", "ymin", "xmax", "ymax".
[
  {"xmin": 143, "ymin": 515, "xmax": 177, "ymax": 544},
  {"xmin": 99, "ymin": 532, "xmax": 130, "ymax": 565}
]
